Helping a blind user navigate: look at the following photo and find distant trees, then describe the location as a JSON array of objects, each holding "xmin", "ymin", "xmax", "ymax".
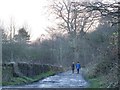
[
  {"xmin": 84, "ymin": 1, "xmax": 119, "ymax": 61},
  {"xmin": 14, "ymin": 27, "xmax": 30, "ymax": 43},
  {"xmin": 2, "ymin": 25, "xmax": 31, "ymax": 63},
  {"xmin": 84, "ymin": 1, "xmax": 119, "ymax": 66},
  {"xmin": 2, "ymin": 28, "xmax": 8, "ymax": 43}
]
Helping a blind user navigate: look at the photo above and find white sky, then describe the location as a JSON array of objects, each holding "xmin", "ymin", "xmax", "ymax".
[
  {"xmin": 0, "ymin": 0, "xmax": 118, "ymax": 41},
  {"xmin": 0, "ymin": 0, "xmax": 54, "ymax": 41}
]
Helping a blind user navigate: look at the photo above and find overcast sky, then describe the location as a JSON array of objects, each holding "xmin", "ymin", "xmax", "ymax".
[
  {"xmin": 0, "ymin": 0, "xmax": 53, "ymax": 41},
  {"xmin": 0, "ymin": 0, "xmax": 118, "ymax": 41}
]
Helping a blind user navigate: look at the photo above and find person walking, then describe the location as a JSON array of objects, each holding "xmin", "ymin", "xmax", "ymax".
[
  {"xmin": 71, "ymin": 62, "xmax": 75, "ymax": 73},
  {"xmin": 76, "ymin": 62, "xmax": 81, "ymax": 74}
]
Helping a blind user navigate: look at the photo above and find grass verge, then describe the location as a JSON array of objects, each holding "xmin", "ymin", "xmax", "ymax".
[
  {"xmin": 88, "ymin": 76, "xmax": 107, "ymax": 88},
  {"xmin": 2, "ymin": 71, "xmax": 55, "ymax": 86},
  {"xmin": 81, "ymin": 68, "xmax": 107, "ymax": 88}
]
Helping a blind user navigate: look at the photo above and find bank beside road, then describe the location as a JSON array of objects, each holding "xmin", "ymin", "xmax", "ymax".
[
  {"xmin": 2, "ymin": 62, "xmax": 64, "ymax": 86},
  {"xmin": 81, "ymin": 62, "xmax": 118, "ymax": 88}
]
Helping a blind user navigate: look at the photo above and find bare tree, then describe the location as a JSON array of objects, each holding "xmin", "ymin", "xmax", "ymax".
[
  {"xmin": 50, "ymin": 0, "xmax": 97, "ymax": 62},
  {"xmin": 9, "ymin": 19, "xmax": 16, "ymax": 62},
  {"xmin": 84, "ymin": 1, "xmax": 120, "ymax": 25}
]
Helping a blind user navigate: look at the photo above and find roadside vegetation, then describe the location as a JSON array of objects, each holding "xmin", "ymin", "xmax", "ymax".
[{"xmin": 2, "ymin": 71, "xmax": 55, "ymax": 86}]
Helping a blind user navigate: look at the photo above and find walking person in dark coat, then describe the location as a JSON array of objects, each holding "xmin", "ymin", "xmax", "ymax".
[{"xmin": 71, "ymin": 62, "xmax": 75, "ymax": 73}]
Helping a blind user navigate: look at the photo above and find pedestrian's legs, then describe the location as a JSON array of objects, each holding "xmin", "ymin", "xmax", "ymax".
[
  {"xmin": 72, "ymin": 69, "xmax": 74, "ymax": 73},
  {"xmin": 77, "ymin": 69, "xmax": 79, "ymax": 74}
]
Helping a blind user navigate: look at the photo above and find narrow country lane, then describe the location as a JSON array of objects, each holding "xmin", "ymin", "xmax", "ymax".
[{"xmin": 2, "ymin": 70, "xmax": 89, "ymax": 88}]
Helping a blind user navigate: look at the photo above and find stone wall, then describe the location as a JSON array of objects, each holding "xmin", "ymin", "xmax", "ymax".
[{"xmin": 2, "ymin": 64, "xmax": 13, "ymax": 81}]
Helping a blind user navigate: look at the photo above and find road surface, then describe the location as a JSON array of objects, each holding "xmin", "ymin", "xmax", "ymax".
[{"xmin": 2, "ymin": 70, "xmax": 89, "ymax": 88}]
